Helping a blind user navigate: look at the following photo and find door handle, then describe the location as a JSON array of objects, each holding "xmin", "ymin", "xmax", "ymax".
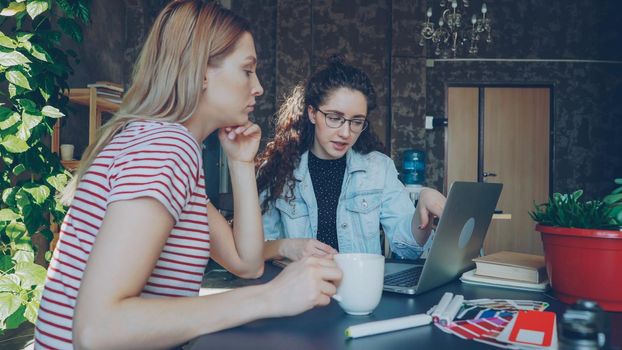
[{"xmin": 482, "ymin": 172, "xmax": 497, "ymax": 177}]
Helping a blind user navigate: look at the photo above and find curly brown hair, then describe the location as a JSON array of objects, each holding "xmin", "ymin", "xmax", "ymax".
[{"xmin": 256, "ymin": 56, "xmax": 385, "ymax": 212}]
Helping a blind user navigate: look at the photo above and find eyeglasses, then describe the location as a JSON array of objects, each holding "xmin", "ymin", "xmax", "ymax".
[{"xmin": 315, "ymin": 108, "xmax": 369, "ymax": 133}]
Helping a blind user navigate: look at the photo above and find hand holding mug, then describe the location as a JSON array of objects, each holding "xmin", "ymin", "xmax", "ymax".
[{"xmin": 266, "ymin": 256, "xmax": 342, "ymax": 317}]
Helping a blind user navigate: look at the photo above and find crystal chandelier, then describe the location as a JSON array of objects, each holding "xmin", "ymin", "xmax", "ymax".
[{"xmin": 419, "ymin": 0, "xmax": 492, "ymax": 58}]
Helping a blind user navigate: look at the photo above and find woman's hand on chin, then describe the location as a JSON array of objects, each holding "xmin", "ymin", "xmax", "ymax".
[{"xmin": 218, "ymin": 121, "xmax": 261, "ymax": 164}]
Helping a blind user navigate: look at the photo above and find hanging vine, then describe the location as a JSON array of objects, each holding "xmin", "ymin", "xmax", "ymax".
[{"xmin": 0, "ymin": 0, "xmax": 91, "ymax": 332}]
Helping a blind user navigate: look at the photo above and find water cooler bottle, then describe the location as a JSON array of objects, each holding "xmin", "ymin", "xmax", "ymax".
[{"xmin": 402, "ymin": 149, "xmax": 425, "ymax": 204}]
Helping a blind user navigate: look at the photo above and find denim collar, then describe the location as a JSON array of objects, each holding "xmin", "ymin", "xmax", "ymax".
[{"xmin": 294, "ymin": 149, "xmax": 367, "ymax": 181}]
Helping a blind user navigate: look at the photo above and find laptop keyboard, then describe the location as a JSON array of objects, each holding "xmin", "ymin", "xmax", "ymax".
[{"xmin": 384, "ymin": 266, "xmax": 424, "ymax": 287}]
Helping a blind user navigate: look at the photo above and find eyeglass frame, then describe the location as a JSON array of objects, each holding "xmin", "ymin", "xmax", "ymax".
[{"xmin": 314, "ymin": 107, "xmax": 369, "ymax": 133}]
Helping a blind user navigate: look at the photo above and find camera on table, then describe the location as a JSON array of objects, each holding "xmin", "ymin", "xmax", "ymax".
[{"xmin": 559, "ymin": 299, "xmax": 610, "ymax": 350}]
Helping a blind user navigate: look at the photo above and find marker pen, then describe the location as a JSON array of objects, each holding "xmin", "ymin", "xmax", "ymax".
[
  {"xmin": 345, "ymin": 314, "xmax": 433, "ymax": 339},
  {"xmin": 431, "ymin": 292, "xmax": 454, "ymax": 322},
  {"xmin": 439, "ymin": 294, "xmax": 464, "ymax": 326}
]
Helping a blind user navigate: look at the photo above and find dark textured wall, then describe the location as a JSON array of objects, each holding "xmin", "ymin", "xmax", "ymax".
[
  {"xmin": 232, "ymin": 0, "xmax": 278, "ymax": 144},
  {"xmin": 231, "ymin": 0, "xmax": 622, "ymax": 200},
  {"xmin": 63, "ymin": 0, "xmax": 167, "ymax": 159},
  {"xmin": 57, "ymin": 1, "xmax": 127, "ymax": 158},
  {"xmin": 236, "ymin": 0, "xmax": 393, "ymax": 146},
  {"xmin": 313, "ymin": 1, "xmax": 391, "ymax": 146},
  {"xmin": 477, "ymin": 0, "xmax": 621, "ymax": 61},
  {"xmin": 122, "ymin": 0, "xmax": 169, "ymax": 85},
  {"xmin": 391, "ymin": 0, "xmax": 427, "ymax": 185},
  {"xmin": 414, "ymin": 0, "xmax": 622, "ymax": 198},
  {"xmin": 65, "ymin": 0, "xmax": 622, "ymax": 200},
  {"xmin": 426, "ymin": 62, "xmax": 622, "ymax": 198}
]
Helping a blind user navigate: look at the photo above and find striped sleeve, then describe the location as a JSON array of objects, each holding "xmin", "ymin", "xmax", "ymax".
[{"xmin": 107, "ymin": 133, "xmax": 200, "ymax": 222}]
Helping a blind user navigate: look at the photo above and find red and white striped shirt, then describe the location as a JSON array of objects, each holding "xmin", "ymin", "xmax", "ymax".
[{"xmin": 35, "ymin": 121, "xmax": 210, "ymax": 349}]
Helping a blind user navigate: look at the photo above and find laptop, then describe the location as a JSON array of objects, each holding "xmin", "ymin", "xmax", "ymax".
[{"xmin": 383, "ymin": 181, "xmax": 502, "ymax": 295}]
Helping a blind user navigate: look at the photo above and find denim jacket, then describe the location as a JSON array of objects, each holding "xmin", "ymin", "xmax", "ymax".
[{"xmin": 261, "ymin": 150, "xmax": 432, "ymax": 259}]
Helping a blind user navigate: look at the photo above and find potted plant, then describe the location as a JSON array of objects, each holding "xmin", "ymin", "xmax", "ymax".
[{"xmin": 530, "ymin": 178, "xmax": 622, "ymax": 311}]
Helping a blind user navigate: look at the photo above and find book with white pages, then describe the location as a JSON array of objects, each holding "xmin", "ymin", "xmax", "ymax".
[
  {"xmin": 472, "ymin": 251, "xmax": 547, "ymax": 283},
  {"xmin": 460, "ymin": 269, "xmax": 549, "ymax": 292}
]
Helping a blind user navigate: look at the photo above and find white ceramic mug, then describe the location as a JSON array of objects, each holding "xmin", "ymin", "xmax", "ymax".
[
  {"xmin": 60, "ymin": 144, "xmax": 75, "ymax": 161},
  {"xmin": 333, "ymin": 253, "xmax": 385, "ymax": 315}
]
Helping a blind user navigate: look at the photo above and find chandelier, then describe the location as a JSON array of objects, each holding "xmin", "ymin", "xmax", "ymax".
[{"xmin": 419, "ymin": 0, "xmax": 492, "ymax": 58}]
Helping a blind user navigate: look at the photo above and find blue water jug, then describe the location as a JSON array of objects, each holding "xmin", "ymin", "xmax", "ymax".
[{"xmin": 402, "ymin": 149, "xmax": 425, "ymax": 185}]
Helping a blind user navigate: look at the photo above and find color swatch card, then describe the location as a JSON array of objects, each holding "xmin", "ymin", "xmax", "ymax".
[
  {"xmin": 496, "ymin": 310, "xmax": 558, "ymax": 349},
  {"xmin": 456, "ymin": 306, "xmax": 516, "ymax": 321},
  {"xmin": 444, "ymin": 316, "xmax": 521, "ymax": 349},
  {"xmin": 463, "ymin": 299, "xmax": 549, "ymax": 312},
  {"xmin": 448, "ymin": 315, "xmax": 513, "ymax": 340}
]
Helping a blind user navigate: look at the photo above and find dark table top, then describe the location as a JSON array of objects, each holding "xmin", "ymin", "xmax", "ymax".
[{"xmin": 188, "ymin": 263, "xmax": 622, "ymax": 350}]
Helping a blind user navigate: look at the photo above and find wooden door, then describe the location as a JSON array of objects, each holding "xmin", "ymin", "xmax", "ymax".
[
  {"xmin": 447, "ymin": 87, "xmax": 479, "ymax": 188},
  {"xmin": 446, "ymin": 87, "xmax": 550, "ymax": 255}
]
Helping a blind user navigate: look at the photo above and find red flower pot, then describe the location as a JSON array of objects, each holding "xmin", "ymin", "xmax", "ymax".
[{"xmin": 537, "ymin": 224, "xmax": 622, "ymax": 312}]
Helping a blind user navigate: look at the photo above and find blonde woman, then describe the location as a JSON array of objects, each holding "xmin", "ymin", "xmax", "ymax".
[{"xmin": 34, "ymin": 1, "xmax": 341, "ymax": 349}]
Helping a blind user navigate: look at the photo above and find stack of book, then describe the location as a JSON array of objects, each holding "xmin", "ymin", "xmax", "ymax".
[
  {"xmin": 87, "ymin": 81, "xmax": 124, "ymax": 104},
  {"xmin": 461, "ymin": 251, "xmax": 550, "ymax": 291}
]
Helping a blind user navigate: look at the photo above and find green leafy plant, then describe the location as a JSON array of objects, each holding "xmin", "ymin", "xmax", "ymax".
[
  {"xmin": 0, "ymin": 0, "xmax": 90, "ymax": 334},
  {"xmin": 530, "ymin": 178, "xmax": 622, "ymax": 230},
  {"xmin": 603, "ymin": 178, "xmax": 622, "ymax": 226}
]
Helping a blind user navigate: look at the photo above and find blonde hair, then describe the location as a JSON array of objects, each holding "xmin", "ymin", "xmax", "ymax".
[{"xmin": 61, "ymin": 0, "xmax": 250, "ymax": 204}]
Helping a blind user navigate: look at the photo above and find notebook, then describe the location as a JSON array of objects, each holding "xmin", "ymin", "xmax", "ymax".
[{"xmin": 383, "ymin": 181, "xmax": 502, "ymax": 295}]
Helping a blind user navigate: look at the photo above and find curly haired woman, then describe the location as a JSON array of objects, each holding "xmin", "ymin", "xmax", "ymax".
[{"xmin": 256, "ymin": 56, "xmax": 446, "ymax": 262}]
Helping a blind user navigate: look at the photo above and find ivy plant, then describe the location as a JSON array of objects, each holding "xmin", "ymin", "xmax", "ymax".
[{"xmin": 0, "ymin": 0, "xmax": 90, "ymax": 333}]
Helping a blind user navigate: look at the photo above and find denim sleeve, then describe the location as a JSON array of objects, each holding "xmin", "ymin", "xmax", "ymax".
[
  {"xmin": 260, "ymin": 190, "xmax": 284, "ymax": 241},
  {"xmin": 378, "ymin": 158, "xmax": 429, "ymax": 259}
]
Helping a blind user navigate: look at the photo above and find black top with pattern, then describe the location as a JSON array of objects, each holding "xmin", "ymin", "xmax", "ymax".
[{"xmin": 308, "ymin": 151, "xmax": 346, "ymax": 251}]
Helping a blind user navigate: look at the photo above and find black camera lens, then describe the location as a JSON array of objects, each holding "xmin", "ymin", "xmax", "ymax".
[{"xmin": 559, "ymin": 300, "xmax": 609, "ymax": 350}]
